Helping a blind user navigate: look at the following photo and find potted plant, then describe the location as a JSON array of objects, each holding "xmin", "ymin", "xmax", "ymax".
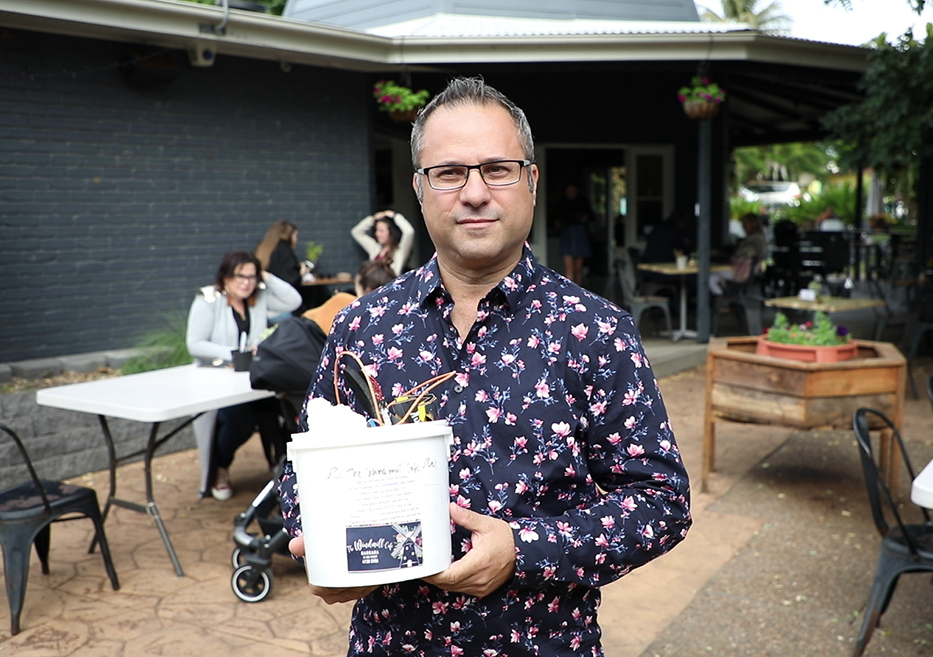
[
  {"xmin": 373, "ymin": 80, "xmax": 430, "ymax": 122},
  {"xmin": 303, "ymin": 241, "xmax": 324, "ymax": 282},
  {"xmin": 756, "ymin": 311, "xmax": 857, "ymax": 363},
  {"xmin": 677, "ymin": 76, "xmax": 726, "ymax": 120}
]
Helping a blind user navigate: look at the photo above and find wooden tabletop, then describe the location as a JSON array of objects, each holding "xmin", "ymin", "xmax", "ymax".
[
  {"xmin": 637, "ymin": 262, "xmax": 730, "ymax": 275},
  {"xmin": 302, "ymin": 276, "xmax": 354, "ymax": 287},
  {"xmin": 764, "ymin": 296, "xmax": 884, "ymax": 313}
]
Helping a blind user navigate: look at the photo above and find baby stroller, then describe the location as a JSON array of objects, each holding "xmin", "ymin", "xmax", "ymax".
[{"xmin": 230, "ymin": 315, "xmax": 328, "ymax": 603}]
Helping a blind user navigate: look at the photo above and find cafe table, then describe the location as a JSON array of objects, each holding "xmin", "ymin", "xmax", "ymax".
[
  {"xmin": 637, "ymin": 262, "xmax": 730, "ymax": 342},
  {"xmin": 36, "ymin": 364, "xmax": 274, "ymax": 576},
  {"xmin": 911, "ymin": 458, "xmax": 933, "ymax": 509},
  {"xmin": 765, "ymin": 295, "xmax": 884, "ymax": 313}
]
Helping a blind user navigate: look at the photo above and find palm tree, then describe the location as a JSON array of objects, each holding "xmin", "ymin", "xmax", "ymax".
[{"xmin": 700, "ymin": 0, "xmax": 792, "ymax": 34}]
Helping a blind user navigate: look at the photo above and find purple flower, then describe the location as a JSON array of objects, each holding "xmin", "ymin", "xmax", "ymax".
[{"xmin": 837, "ymin": 326, "xmax": 850, "ymax": 337}]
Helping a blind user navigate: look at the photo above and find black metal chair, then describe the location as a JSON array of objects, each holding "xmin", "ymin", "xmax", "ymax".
[
  {"xmin": 927, "ymin": 375, "xmax": 933, "ymax": 414},
  {"xmin": 850, "ymin": 408, "xmax": 933, "ymax": 657},
  {"xmin": 0, "ymin": 421, "xmax": 119, "ymax": 635}
]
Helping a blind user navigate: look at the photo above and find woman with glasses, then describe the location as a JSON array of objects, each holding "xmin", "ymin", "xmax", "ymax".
[
  {"xmin": 350, "ymin": 209, "xmax": 415, "ymax": 276},
  {"xmin": 186, "ymin": 250, "xmax": 301, "ymax": 501}
]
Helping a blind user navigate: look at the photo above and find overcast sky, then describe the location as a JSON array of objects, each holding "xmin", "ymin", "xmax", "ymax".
[{"xmin": 778, "ymin": 0, "xmax": 933, "ymax": 45}]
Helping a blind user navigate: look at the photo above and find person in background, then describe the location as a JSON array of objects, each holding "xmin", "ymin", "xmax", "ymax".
[
  {"xmin": 642, "ymin": 210, "xmax": 693, "ymax": 264},
  {"xmin": 301, "ymin": 260, "xmax": 397, "ymax": 335},
  {"xmin": 350, "ymin": 210, "xmax": 415, "ymax": 277},
  {"xmin": 186, "ymin": 250, "xmax": 301, "ymax": 500},
  {"xmin": 280, "ymin": 77, "xmax": 690, "ymax": 656},
  {"xmin": 255, "ymin": 220, "xmax": 308, "ymax": 292},
  {"xmin": 709, "ymin": 212, "xmax": 769, "ymax": 295},
  {"xmin": 556, "ymin": 182, "xmax": 592, "ymax": 285}
]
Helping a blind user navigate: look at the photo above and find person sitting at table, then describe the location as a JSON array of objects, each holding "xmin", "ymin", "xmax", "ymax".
[
  {"xmin": 301, "ymin": 260, "xmax": 396, "ymax": 334},
  {"xmin": 254, "ymin": 220, "xmax": 309, "ymax": 321},
  {"xmin": 350, "ymin": 210, "xmax": 415, "ymax": 277},
  {"xmin": 709, "ymin": 212, "xmax": 768, "ymax": 296},
  {"xmin": 186, "ymin": 250, "xmax": 302, "ymax": 501}
]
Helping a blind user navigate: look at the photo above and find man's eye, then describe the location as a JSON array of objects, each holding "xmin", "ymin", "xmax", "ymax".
[
  {"xmin": 483, "ymin": 164, "xmax": 511, "ymax": 177},
  {"xmin": 434, "ymin": 168, "xmax": 465, "ymax": 179}
]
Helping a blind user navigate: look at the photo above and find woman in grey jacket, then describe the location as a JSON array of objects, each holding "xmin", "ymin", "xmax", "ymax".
[{"xmin": 186, "ymin": 250, "xmax": 301, "ymax": 500}]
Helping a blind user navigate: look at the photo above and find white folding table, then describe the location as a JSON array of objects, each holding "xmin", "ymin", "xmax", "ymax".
[
  {"xmin": 911, "ymin": 458, "xmax": 933, "ymax": 510},
  {"xmin": 36, "ymin": 364, "xmax": 274, "ymax": 576}
]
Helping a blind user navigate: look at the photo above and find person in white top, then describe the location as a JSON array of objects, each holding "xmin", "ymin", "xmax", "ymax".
[{"xmin": 350, "ymin": 210, "xmax": 415, "ymax": 276}]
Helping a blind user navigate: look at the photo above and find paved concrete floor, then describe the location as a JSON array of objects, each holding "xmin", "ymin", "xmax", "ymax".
[{"xmin": 2, "ymin": 345, "xmax": 931, "ymax": 656}]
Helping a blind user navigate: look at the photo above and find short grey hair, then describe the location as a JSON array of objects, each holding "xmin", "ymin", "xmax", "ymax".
[{"xmin": 410, "ymin": 77, "xmax": 535, "ymax": 170}]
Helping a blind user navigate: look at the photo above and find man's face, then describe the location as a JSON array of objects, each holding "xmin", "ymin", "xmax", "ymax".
[{"xmin": 413, "ymin": 103, "xmax": 538, "ymax": 274}]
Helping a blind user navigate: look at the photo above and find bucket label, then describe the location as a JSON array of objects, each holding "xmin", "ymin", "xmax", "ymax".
[{"xmin": 346, "ymin": 521, "xmax": 424, "ymax": 571}]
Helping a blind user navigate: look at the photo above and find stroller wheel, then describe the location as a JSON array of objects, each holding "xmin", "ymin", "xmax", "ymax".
[
  {"xmin": 232, "ymin": 564, "xmax": 273, "ymax": 603},
  {"xmin": 232, "ymin": 547, "xmax": 246, "ymax": 569}
]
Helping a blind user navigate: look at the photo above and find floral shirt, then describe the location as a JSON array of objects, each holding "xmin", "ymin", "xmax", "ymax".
[{"xmin": 279, "ymin": 245, "xmax": 691, "ymax": 656}]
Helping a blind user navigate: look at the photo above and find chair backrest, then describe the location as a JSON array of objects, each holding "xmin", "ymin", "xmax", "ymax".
[
  {"xmin": 615, "ymin": 257, "xmax": 639, "ymax": 304},
  {"xmin": 852, "ymin": 408, "xmax": 931, "ymax": 553},
  {"xmin": 0, "ymin": 421, "xmax": 53, "ymax": 512}
]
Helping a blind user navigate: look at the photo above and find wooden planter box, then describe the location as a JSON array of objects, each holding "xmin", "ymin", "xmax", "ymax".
[{"xmin": 702, "ymin": 336, "xmax": 906, "ymax": 492}]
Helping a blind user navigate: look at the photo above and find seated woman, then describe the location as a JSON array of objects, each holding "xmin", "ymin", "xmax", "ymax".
[
  {"xmin": 255, "ymin": 220, "xmax": 308, "ymax": 320},
  {"xmin": 351, "ymin": 210, "xmax": 415, "ymax": 277},
  {"xmin": 709, "ymin": 213, "xmax": 769, "ymax": 296},
  {"xmin": 186, "ymin": 250, "xmax": 302, "ymax": 500}
]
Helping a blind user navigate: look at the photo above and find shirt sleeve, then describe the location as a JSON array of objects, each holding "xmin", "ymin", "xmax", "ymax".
[
  {"xmin": 263, "ymin": 273, "xmax": 302, "ymax": 313},
  {"xmin": 392, "ymin": 212, "xmax": 416, "ymax": 275},
  {"xmin": 350, "ymin": 215, "xmax": 381, "ymax": 260},
  {"xmin": 185, "ymin": 296, "xmax": 233, "ymax": 362},
  {"xmin": 506, "ymin": 319, "xmax": 692, "ymax": 590}
]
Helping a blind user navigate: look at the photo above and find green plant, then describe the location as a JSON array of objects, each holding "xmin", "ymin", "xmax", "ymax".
[
  {"xmin": 305, "ymin": 241, "xmax": 324, "ymax": 262},
  {"xmin": 677, "ymin": 76, "xmax": 726, "ymax": 104},
  {"xmin": 764, "ymin": 311, "xmax": 851, "ymax": 346},
  {"xmin": 121, "ymin": 314, "xmax": 192, "ymax": 374},
  {"xmin": 372, "ymin": 80, "xmax": 430, "ymax": 113}
]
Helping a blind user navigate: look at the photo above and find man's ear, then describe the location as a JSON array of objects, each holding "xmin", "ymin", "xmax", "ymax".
[
  {"xmin": 529, "ymin": 164, "xmax": 539, "ymax": 203},
  {"xmin": 413, "ymin": 173, "xmax": 424, "ymax": 204}
]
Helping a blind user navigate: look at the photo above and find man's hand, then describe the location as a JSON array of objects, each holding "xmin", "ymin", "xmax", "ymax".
[
  {"xmin": 424, "ymin": 503, "xmax": 516, "ymax": 598},
  {"xmin": 288, "ymin": 536, "xmax": 377, "ymax": 604}
]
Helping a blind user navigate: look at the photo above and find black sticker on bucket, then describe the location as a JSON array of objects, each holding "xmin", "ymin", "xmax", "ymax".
[{"xmin": 346, "ymin": 522, "xmax": 424, "ymax": 572}]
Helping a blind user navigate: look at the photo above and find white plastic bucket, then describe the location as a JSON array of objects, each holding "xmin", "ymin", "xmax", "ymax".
[{"xmin": 288, "ymin": 419, "xmax": 453, "ymax": 588}]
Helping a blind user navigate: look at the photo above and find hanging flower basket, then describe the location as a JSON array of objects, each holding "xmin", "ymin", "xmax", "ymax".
[
  {"xmin": 373, "ymin": 80, "xmax": 430, "ymax": 122},
  {"xmin": 388, "ymin": 108, "xmax": 420, "ymax": 123},
  {"xmin": 678, "ymin": 76, "xmax": 725, "ymax": 120},
  {"xmin": 683, "ymin": 101, "xmax": 721, "ymax": 120}
]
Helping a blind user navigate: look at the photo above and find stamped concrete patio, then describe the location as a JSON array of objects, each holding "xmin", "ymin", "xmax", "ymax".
[{"xmin": 1, "ymin": 345, "xmax": 931, "ymax": 657}]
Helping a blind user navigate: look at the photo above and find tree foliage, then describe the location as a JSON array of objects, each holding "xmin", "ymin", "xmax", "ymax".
[
  {"xmin": 822, "ymin": 26, "xmax": 933, "ymax": 174},
  {"xmin": 700, "ymin": 0, "xmax": 792, "ymax": 33},
  {"xmin": 733, "ymin": 143, "xmax": 834, "ymax": 187}
]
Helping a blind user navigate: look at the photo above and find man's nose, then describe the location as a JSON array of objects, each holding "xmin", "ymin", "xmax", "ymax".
[{"xmin": 458, "ymin": 169, "xmax": 491, "ymax": 204}]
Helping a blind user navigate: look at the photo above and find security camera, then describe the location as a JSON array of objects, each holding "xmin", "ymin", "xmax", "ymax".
[{"xmin": 187, "ymin": 45, "xmax": 216, "ymax": 67}]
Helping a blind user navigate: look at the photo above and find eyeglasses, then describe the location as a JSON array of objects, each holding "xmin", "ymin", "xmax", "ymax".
[
  {"xmin": 232, "ymin": 274, "xmax": 258, "ymax": 283},
  {"xmin": 416, "ymin": 160, "xmax": 532, "ymax": 191}
]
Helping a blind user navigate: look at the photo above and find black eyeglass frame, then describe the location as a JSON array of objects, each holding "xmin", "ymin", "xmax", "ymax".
[{"xmin": 415, "ymin": 159, "xmax": 533, "ymax": 191}]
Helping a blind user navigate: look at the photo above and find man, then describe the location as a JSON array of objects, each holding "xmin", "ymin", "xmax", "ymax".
[{"xmin": 280, "ymin": 78, "xmax": 691, "ymax": 656}]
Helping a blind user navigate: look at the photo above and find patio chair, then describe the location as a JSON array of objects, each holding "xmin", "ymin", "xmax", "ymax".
[
  {"xmin": 927, "ymin": 375, "xmax": 933, "ymax": 414},
  {"xmin": 850, "ymin": 408, "xmax": 933, "ymax": 657},
  {"xmin": 615, "ymin": 257, "xmax": 671, "ymax": 336},
  {"xmin": 0, "ymin": 421, "xmax": 120, "ymax": 635}
]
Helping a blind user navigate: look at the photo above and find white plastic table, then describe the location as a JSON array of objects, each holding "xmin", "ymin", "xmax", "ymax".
[
  {"xmin": 911, "ymin": 459, "xmax": 933, "ymax": 509},
  {"xmin": 36, "ymin": 364, "xmax": 273, "ymax": 576}
]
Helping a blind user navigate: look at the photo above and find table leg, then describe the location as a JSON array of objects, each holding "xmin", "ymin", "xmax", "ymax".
[
  {"xmin": 662, "ymin": 275, "xmax": 698, "ymax": 342},
  {"xmin": 91, "ymin": 416, "xmax": 186, "ymax": 577}
]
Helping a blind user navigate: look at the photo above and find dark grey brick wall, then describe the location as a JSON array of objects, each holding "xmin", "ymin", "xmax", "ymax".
[{"xmin": 0, "ymin": 28, "xmax": 374, "ymax": 363}]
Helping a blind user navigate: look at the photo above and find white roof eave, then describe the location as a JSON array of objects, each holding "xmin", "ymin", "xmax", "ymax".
[{"xmin": 0, "ymin": 0, "xmax": 870, "ymax": 73}]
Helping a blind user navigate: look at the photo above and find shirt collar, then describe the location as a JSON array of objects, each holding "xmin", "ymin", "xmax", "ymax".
[{"xmin": 412, "ymin": 243, "xmax": 538, "ymax": 311}]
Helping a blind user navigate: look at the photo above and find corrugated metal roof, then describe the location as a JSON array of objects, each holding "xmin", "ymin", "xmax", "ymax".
[{"xmin": 367, "ymin": 14, "xmax": 750, "ymax": 38}]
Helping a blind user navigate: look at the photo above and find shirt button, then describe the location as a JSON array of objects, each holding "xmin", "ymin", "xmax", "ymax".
[{"xmin": 453, "ymin": 385, "xmax": 463, "ymax": 393}]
